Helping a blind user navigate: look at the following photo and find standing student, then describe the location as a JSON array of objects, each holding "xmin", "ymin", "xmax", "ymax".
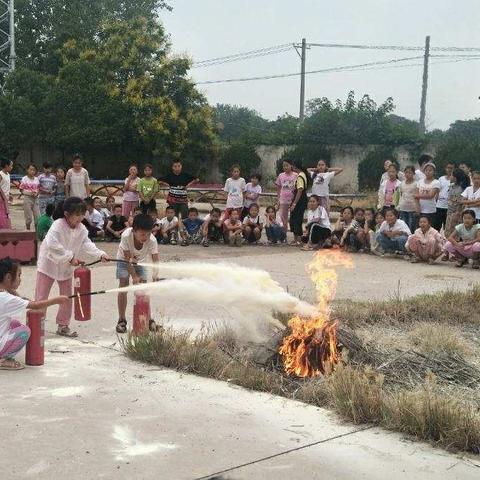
[
  {"xmin": 289, "ymin": 161, "xmax": 309, "ymax": 245},
  {"xmin": 444, "ymin": 209, "xmax": 480, "ymax": 268},
  {"xmin": 275, "ymin": 160, "xmax": 297, "ymax": 232},
  {"xmin": 397, "ymin": 165, "xmax": 420, "ymax": 233},
  {"xmin": 65, "ymin": 154, "xmax": 90, "ymax": 199},
  {"xmin": 19, "ymin": 164, "xmax": 40, "ymax": 231},
  {"xmin": 35, "ymin": 197, "xmax": 108, "ymax": 337},
  {"xmin": 308, "ymin": 159, "xmax": 343, "ymax": 212},
  {"xmin": 416, "ymin": 163, "xmax": 440, "ymax": 224},
  {"xmin": 223, "ymin": 164, "xmax": 246, "ymax": 218},
  {"xmin": 36, "ymin": 203, "xmax": 55, "ymax": 241},
  {"xmin": 243, "ymin": 173, "xmax": 262, "ymax": 219},
  {"xmin": 378, "ymin": 163, "xmax": 401, "ymax": 210},
  {"xmin": 406, "ymin": 215, "xmax": 445, "ymax": 264},
  {"xmin": 415, "ymin": 154, "xmax": 432, "ymax": 182},
  {"xmin": 55, "ymin": 167, "xmax": 66, "ymax": 207},
  {"xmin": 376, "ymin": 208, "xmax": 411, "ymax": 254},
  {"xmin": 459, "ymin": 162, "xmax": 473, "ymax": 185},
  {"xmin": 138, "ymin": 164, "xmax": 158, "ymax": 214},
  {"xmin": 115, "ymin": 214, "xmax": 160, "ymax": 333},
  {"xmin": 444, "ymin": 168, "xmax": 470, "ymax": 239},
  {"xmin": 301, "ymin": 195, "xmax": 331, "ymax": 251},
  {"xmin": 0, "ymin": 258, "xmax": 68, "ymax": 371},
  {"xmin": 264, "ymin": 205, "xmax": 286, "ymax": 244},
  {"xmin": 37, "ymin": 162, "xmax": 57, "ymax": 215},
  {"xmin": 434, "ymin": 162, "xmax": 454, "ymax": 232},
  {"xmin": 122, "ymin": 164, "xmax": 140, "ymax": 219},
  {"xmin": 461, "ymin": 171, "xmax": 480, "ymax": 223},
  {"xmin": 0, "ymin": 159, "xmax": 13, "ymax": 229},
  {"xmin": 158, "ymin": 160, "xmax": 199, "ymax": 220}
]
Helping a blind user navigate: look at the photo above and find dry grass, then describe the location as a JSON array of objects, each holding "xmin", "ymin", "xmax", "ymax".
[{"xmin": 122, "ymin": 289, "xmax": 480, "ymax": 454}]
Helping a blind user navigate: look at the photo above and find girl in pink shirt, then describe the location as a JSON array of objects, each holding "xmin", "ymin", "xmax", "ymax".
[
  {"xmin": 275, "ymin": 161, "xmax": 298, "ymax": 232},
  {"xmin": 19, "ymin": 164, "xmax": 40, "ymax": 230},
  {"xmin": 123, "ymin": 164, "xmax": 140, "ymax": 218},
  {"xmin": 35, "ymin": 197, "xmax": 109, "ymax": 337},
  {"xmin": 406, "ymin": 215, "xmax": 445, "ymax": 264}
]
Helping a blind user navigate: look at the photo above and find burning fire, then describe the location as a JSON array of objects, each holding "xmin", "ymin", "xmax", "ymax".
[{"xmin": 279, "ymin": 250, "xmax": 354, "ymax": 378}]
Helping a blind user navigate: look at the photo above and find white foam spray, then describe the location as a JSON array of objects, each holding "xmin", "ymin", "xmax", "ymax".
[{"xmin": 108, "ymin": 261, "xmax": 317, "ymax": 339}]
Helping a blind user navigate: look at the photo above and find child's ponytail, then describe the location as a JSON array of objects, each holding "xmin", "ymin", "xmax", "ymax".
[{"xmin": 53, "ymin": 197, "xmax": 87, "ymax": 220}]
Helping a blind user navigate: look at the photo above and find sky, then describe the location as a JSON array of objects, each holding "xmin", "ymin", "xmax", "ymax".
[{"xmin": 162, "ymin": 0, "xmax": 480, "ymax": 130}]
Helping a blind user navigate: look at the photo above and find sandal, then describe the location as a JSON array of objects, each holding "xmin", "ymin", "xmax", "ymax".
[
  {"xmin": 56, "ymin": 326, "xmax": 78, "ymax": 338},
  {"xmin": 0, "ymin": 358, "xmax": 25, "ymax": 370},
  {"xmin": 301, "ymin": 245, "xmax": 314, "ymax": 251},
  {"xmin": 116, "ymin": 319, "xmax": 128, "ymax": 334}
]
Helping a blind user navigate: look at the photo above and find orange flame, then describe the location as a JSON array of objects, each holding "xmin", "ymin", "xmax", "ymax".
[{"xmin": 279, "ymin": 250, "xmax": 353, "ymax": 377}]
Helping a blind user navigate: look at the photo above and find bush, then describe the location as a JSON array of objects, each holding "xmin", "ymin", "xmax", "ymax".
[
  {"xmin": 357, "ymin": 146, "xmax": 395, "ymax": 191},
  {"xmin": 218, "ymin": 142, "xmax": 261, "ymax": 179},
  {"xmin": 276, "ymin": 144, "xmax": 331, "ymax": 175}
]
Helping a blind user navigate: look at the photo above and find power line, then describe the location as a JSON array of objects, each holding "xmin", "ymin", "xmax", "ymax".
[
  {"xmin": 195, "ymin": 56, "xmax": 424, "ymax": 85},
  {"xmin": 306, "ymin": 42, "xmax": 480, "ymax": 52}
]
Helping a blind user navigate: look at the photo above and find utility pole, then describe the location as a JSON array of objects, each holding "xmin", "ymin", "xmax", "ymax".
[
  {"xmin": 419, "ymin": 35, "xmax": 430, "ymax": 135},
  {"xmin": 9, "ymin": 0, "xmax": 15, "ymax": 70},
  {"xmin": 299, "ymin": 38, "xmax": 306, "ymax": 121},
  {"xmin": 0, "ymin": 0, "xmax": 15, "ymax": 92}
]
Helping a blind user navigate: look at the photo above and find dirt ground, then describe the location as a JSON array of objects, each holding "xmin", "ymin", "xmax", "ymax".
[{"xmin": 2, "ymin": 203, "xmax": 480, "ymax": 479}]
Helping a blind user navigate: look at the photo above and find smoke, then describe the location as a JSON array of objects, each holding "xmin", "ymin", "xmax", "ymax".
[{"xmin": 110, "ymin": 261, "xmax": 317, "ymax": 340}]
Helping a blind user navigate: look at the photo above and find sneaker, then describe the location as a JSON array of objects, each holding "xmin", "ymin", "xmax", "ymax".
[
  {"xmin": 203, "ymin": 240, "xmax": 209, "ymax": 248},
  {"xmin": 181, "ymin": 239, "xmax": 188, "ymax": 247},
  {"xmin": 170, "ymin": 238, "xmax": 178, "ymax": 245}
]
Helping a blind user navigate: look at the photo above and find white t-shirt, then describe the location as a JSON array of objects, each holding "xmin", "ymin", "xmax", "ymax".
[
  {"xmin": 415, "ymin": 169, "xmax": 426, "ymax": 182},
  {"xmin": 0, "ymin": 170, "xmax": 11, "ymax": 198},
  {"xmin": 311, "ymin": 171, "xmax": 335, "ymax": 197},
  {"xmin": 85, "ymin": 209, "xmax": 104, "ymax": 229},
  {"xmin": 224, "ymin": 177, "xmax": 246, "ymax": 209},
  {"xmin": 242, "ymin": 214, "xmax": 261, "ymax": 225},
  {"xmin": 418, "ymin": 179, "xmax": 440, "ymax": 214},
  {"xmin": 65, "ymin": 168, "xmax": 90, "ymax": 199},
  {"xmin": 244, "ymin": 183, "xmax": 262, "ymax": 208},
  {"xmin": 159, "ymin": 216, "xmax": 178, "ymax": 230},
  {"xmin": 379, "ymin": 219, "xmax": 411, "ymax": 236},
  {"xmin": 0, "ymin": 292, "xmax": 29, "ymax": 352},
  {"xmin": 117, "ymin": 227, "xmax": 158, "ymax": 262},
  {"xmin": 436, "ymin": 176, "xmax": 451, "ymax": 209},
  {"xmin": 461, "ymin": 186, "xmax": 480, "ymax": 220},
  {"xmin": 306, "ymin": 206, "xmax": 331, "ymax": 230}
]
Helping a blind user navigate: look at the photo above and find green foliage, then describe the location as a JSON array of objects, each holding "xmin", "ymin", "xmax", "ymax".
[
  {"xmin": 358, "ymin": 146, "xmax": 395, "ymax": 191},
  {"xmin": 219, "ymin": 142, "xmax": 261, "ymax": 179},
  {"xmin": 434, "ymin": 119, "xmax": 480, "ymax": 171},
  {"xmin": 277, "ymin": 144, "xmax": 331, "ymax": 175}
]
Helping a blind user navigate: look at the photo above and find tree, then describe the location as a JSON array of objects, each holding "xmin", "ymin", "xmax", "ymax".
[{"xmin": 219, "ymin": 142, "xmax": 261, "ymax": 179}]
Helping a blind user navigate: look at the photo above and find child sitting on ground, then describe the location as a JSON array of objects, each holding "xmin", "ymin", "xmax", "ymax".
[
  {"xmin": 406, "ymin": 215, "xmax": 445, "ymax": 264},
  {"xmin": 83, "ymin": 197, "xmax": 105, "ymax": 239},
  {"xmin": 115, "ymin": 214, "xmax": 161, "ymax": 333},
  {"xmin": 128, "ymin": 205, "xmax": 142, "ymax": 227},
  {"xmin": 0, "ymin": 258, "xmax": 69, "ymax": 371},
  {"xmin": 342, "ymin": 207, "xmax": 367, "ymax": 252},
  {"xmin": 363, "ymin": 208, "xmax": 375, "ymax": 251},
  {"xmin": 243, "ymin": 173, "xmax": 262, "ymax": 219},
  {"xmin": 444, "ymin": 209, "xmax": 480, "ymax": 268},
  {"xmin": 369, "ymin": 210, "xmax": 385, "ymax": 255},
  {"xmin": 148, "ymin": 208, "xmax": 161, "ymax": 240},
  {"xmin": 106, "ymin": 204, "xmax": 128, "ymax": 241},
  {"xmin": 202, "ymin": 208, "xmax": 224, "ymax": 247},
  {"xmin": 98, "ymin": 195, "xmax": 115, "ymax": 224},
  {"xmin": 36, "ymin": 203, "xmax": 55, "ymax": 241},
  {"xmin": 224, "ymin": 209, "xmax": 243, "ymax": 247},
  {"xmin": 158, "ymin": 205, "xmax": 179, "ymax": 245},
  {"xmin": 180, "ymin": 207, "xmax": 204, "ymax": 246},
  {"xmin": 301, "ymin": 195, "xmax": 331, "ymax": 251},
  {"xmin": 242, "ymin": 203, "xmax": 263, "ymax": 243},
  {"xmin": 264, "ymin": 205, "xmax": 286, "ymax": 244},
  {"xmin": 376, "ymin": 208, "xmax": 411, "ymax": 255},
  {"xmin": 35, "ymin": 197, "xmax": 108, "ymax": 337},
  {"xmin": 332, "ymin": 206, "xmax": 354, "ymax": 247}
]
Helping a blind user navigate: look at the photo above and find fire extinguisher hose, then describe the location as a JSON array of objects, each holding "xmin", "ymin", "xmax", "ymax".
[{"xmin": 83, "ymin": 258, "xmax": 132, "ymax": 267}]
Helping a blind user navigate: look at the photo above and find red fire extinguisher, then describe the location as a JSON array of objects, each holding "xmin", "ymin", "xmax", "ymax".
[
  {"xmin": 133, "ymin": 291, "xmax": 150, "ymax": 334},
  {"xmin": 74, "ymin": 266, "xmax": 91, "ymax": 321},
  {"xmin": 25, "ymin": 310, "xmax": 45, "ymax": 366}
]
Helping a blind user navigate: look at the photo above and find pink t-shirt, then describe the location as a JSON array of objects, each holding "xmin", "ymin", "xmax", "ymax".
[
  {"xmin": 123, "ymin": 177, "xmax": 139, "ymax": 202},
  {"xmin": 384, "ymin": 179, "xmax": 397, "ymax": 206},
  {"xmin": 20, "ymin": 175, "xmax": 39, "ymax": 196},
  {"xmin": 275, "ymin": 172, "xmax": 298, "ymax": 205}
]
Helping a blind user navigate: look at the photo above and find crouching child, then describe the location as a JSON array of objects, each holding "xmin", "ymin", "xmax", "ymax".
[
  {"xmin": 242, "ymin": 203, "xmax": 263, "ymax": 243},
  {"xmin": 180, "ymin": 207, "xmax": 204, "ymax": 246},
  {"xmin": 115, "ymin": 214, "xmax": 161, "ymax": 333},
  {"xmin": 406, "ymin": 215, "xmax": 445, "ymax": 264},
  {"xmin": 301, "ymin": 195, "xmax": 332, "ymax": 250},
  {"xmin": 224, "ymin": 210, "xmax": 243, "ymax": 247},
  {"xmin": 202, "ymin": 208, "xmax": 223, "ymax": 247}
]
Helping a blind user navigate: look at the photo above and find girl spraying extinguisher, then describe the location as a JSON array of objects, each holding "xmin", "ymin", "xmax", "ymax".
[
  {"xmin": 0, "ymin": 258, "xmax": 68, "ymax": 371},
  {"xmin": 35, "ymin": 197, "xmax": 109, "ymax": 338}
]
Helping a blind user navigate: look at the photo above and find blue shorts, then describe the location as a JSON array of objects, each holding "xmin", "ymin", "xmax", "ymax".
[{"xmin": 116, "ymin": 262, "xmax": 147, "ymax": 281}]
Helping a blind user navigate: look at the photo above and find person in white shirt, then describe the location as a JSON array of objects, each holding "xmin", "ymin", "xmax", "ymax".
[
  {"xmin": 307, "ymin": 159, "xmax": 343, "ymax": 213},
  {"xmin": 376, "ymin": 207, "xmax": 411, "ymax": 254},
  {"xmin": 65, "ymin": 154, "xmax": 90, "ymax": 199},
  {"xmin": 115, "ymin": 214, "xmax": 160, "ymax": 333},
  {"xmin": 242, "ymin": 203, "xmax": 263, "ymax": 243},
  {"xmin": 301, "ymin": 195, "xmax": 332, "ymax": 251},
  {"xmin": 379, "ymin": 159, "xmax": 405, "ymax": 197},
  {"xmin": 242, "ymin": 173, "xmax": 262, "ymax": 219},
  {"xmin": 0, "ymin": 159, "xmax": 13, "ymax": 229},
  {"xmin": 35, "ymin": 197, "xmax": 108, "ymax": 337},
  {"xmin": 461, "ymin": 171, "xmax": 480, "ymax": 223},
  {"xmin": 223, "ymin": 164, "xmax": 246, "ymax": 218},
  {"xmin": 434, "ymin": 162, "xmax": 454, "ymax": 231},
  {"xmin": 158, "ymin": 205, "xmax": 179, "ymax": 244},
  {"xmin": 84, "ymin": 197, "xmax": 105, "ymax": 239},
  {"xmin": 415, "ymin": 153, "xmax": 434, "ymax": 182},
  {"xmin": 416, "ymin": 163, "xmax": 440, "ymax": 224}
]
